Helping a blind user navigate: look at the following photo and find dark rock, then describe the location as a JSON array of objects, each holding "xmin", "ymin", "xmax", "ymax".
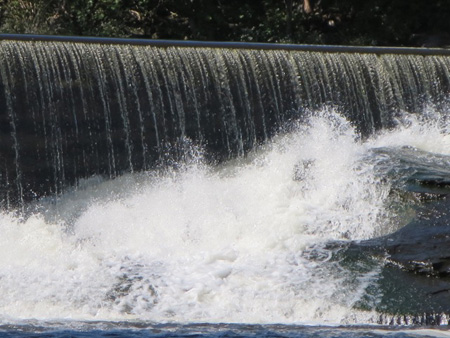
[
  {"xmin": 327, "ymin": 194, "xmax": 450, "ymax": 317},
  {"xmin": 366, "ymin": 196, "xmax": 450, "ymax": 278}
]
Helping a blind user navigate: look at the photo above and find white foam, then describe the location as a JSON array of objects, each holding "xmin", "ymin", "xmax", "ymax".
[
  {"xmin": 0, "ymin": 109, "xmax": 448, "ymax": 325},
  {"xmin": 370, "ymin": 108, "xmax": 450, "ymax": 155}
]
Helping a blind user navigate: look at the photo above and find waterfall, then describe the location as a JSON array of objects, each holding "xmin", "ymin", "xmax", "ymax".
[{"xmin": 1, "ymin": 38, "xmax": 450, "ymax": 207}]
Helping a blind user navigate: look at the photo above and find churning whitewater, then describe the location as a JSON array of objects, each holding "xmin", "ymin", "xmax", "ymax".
[{"xmin": 0, "ymin": 109, "xmax": 449, "ymax": 325}]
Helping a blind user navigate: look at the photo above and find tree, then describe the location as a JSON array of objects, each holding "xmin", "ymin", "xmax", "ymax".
[
  {"xmin": 1, "ymin": 0, "xmax": 450, "ymax": 46},
  {"xmin": 0, "ymin": 0, "xmax": 61, "ymax": 34}
]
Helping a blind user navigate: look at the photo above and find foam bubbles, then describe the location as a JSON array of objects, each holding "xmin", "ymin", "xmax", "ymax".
[{"xmin": 0, "ymin": 108, "xmax": 448, "ymax": 325}]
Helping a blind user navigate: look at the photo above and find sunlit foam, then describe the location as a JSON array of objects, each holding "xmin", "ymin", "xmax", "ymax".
[
  {"xmin": 370, "ymin": 107, "xmax": 450, "ymax": 155},
  {"xmin": 0, "ymin": 108, "xmax": 449, "ymax": 325}
]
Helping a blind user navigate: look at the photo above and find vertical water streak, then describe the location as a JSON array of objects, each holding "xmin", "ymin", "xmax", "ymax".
[
  {"xmin": 221, "ymin": 50, "xmax": 253, "ymax": 153},
  {"xmin": 109, "ymin": 47, "xmax": 134, "ymax": 172},
  {"xmin": 124, "ymin": 46, "xmax": 148, "ymax": 169},
  {"xmin": 238, "ymin": 51, "xmax": 268, "ymax": 142},
  {"xmin": 65, "ymin": 43, "xmax": 96, "ymax": 176},
  {"xmin": 342, "ymin": 54, "xmax": 375, "ymax": 133},
  {"xmin": 362, "ymin": 54, "xmax": 391, "ymax": 128},
  {"xmin": 167, "ymin": 48, "xmax": 189, "ymax": 140},
  {"xmin": 180, "ymin": 49, "xmax": 206, "ymax": 143},
  {"xmin": 208, "ymin": 49, "xmax": 243, "ymax": 156},
  {"xmin": 91, "ymin": 45, "xmax": 117, "ymax": 177},
  {"xmin": 259, "ymin": 52, "xmax": 284, "ymax": 127},
  {"xmin": 0, "ymin": 43, "xmax": 23, "ymax": 208},
  {"xmin": 44, "ymin": 43, "xmax": 67, "ymax": 195},
  {"xmin": 131, "ymin": 47, "xmax": 162, "ymax": 161},
  {"xmin": 55, "ymin": 43, "xmax": 81, "ymax": 183}
]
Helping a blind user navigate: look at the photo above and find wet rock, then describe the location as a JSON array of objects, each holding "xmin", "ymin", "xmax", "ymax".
[
  {"xmin": 332, "ymin": 194, "xmax": 450, "ymax": 317},
  {"xmin": 364, "ymin": 196, "xmax": 450, "ymax": 278}
]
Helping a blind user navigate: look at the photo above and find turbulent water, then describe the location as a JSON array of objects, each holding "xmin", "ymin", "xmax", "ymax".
[
  {"xmin": 1, "ymin": 38, "xmax": 450, "ymax": 337},
  {"xmin": 0, "ymin": 107, "xmax": 449, "ymax": 337}
]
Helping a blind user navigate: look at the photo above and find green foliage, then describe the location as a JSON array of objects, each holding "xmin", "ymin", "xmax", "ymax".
[
  {"xmin": 0, "ymin": 0, "xmax": 60, "ymax": 34},
  {"xmin": 1, "ymin": 0, "xmax": 450, "ymax": 46}
]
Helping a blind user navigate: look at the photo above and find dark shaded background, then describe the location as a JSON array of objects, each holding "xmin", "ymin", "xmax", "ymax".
[{"xmin": 1, "ymin": 0, "xmax": 450, "ymax": 46}]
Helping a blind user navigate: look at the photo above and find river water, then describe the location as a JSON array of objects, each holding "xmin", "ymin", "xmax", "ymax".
[{"xmin": 0, "ymin": 108, "xmax": 449, "ymax": 337}]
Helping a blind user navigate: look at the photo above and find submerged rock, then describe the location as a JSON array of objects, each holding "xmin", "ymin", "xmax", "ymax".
[
  {"xmin": 326, "ymin": 191, "xmax": 450, "ymax": 318},
  {"xmin": 352, "ymin": 194, "xmax": 450, "ymax": 275}
]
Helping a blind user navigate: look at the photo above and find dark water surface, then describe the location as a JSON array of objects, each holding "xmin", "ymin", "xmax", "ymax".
[{"xmin": 1, "ymin": 323, "xmax": 449, "ymax": 338}]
